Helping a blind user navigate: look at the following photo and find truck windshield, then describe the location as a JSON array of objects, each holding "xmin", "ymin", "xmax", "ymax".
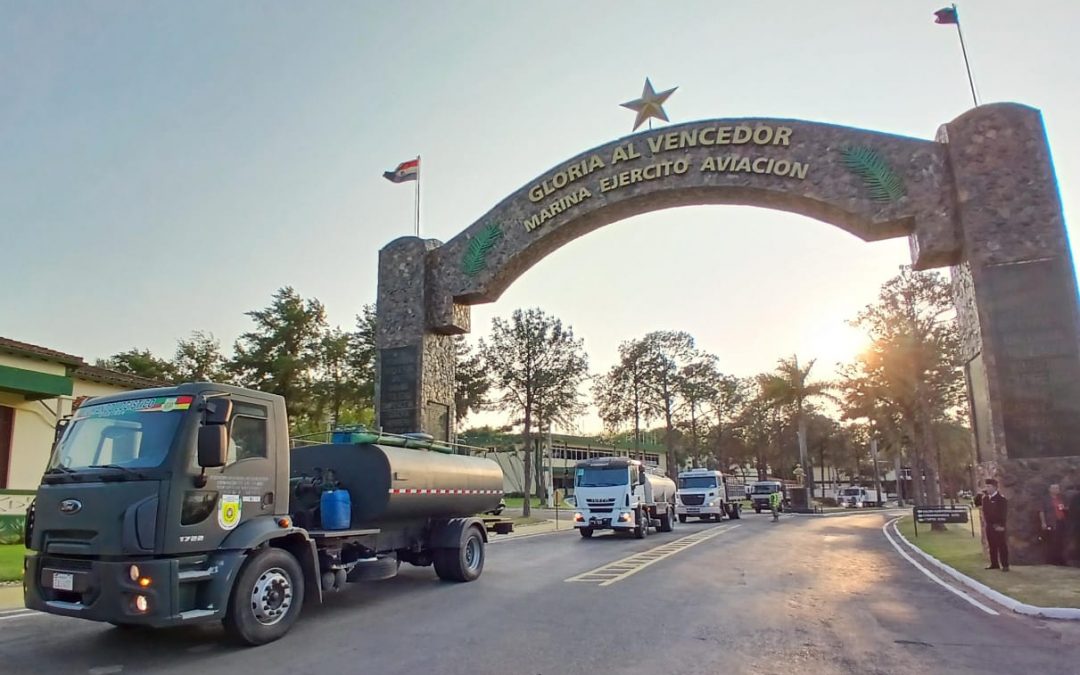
[
  {"xmin": 841, "ymin": 488, "xmax": 862, "ymax": 496},
  {"xmin": 752, "ymin": 484, "xmax": 779, "ymax": 494},
  {"xmin": 49, "ymin": 395, "xmax": 191, "ymax": 471},
  {"xmin": 679, "ymin": 476, "xmax": 717, "ymax": 489},
  {"xmin": 576, "ymin": 466, "xmax": 629, "ymax": 487}
]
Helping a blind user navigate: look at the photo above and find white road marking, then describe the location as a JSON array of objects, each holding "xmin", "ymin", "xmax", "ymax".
[
  {"xmin": 882, "ymin": 517, "xmax": 998, "ymax": 616},
  {"xmin": 565, "ymin": 524, "xmax": 740, "ymax": 587},
  {"xmin": 0, "ymin": 610, "xmax": 42, "ymax": 621},
  {"xmin": 88, "ymin": 666, "xmax": 123, "ymax": 675}
]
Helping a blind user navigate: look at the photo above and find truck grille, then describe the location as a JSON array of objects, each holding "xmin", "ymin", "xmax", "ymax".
[
  {"xmin": 586, "ymin": 498, "xmax": 616, "ymax": 513},
  {"xmin": 681, "ymin": 494, "xmax": 705, "ymax": 506}
]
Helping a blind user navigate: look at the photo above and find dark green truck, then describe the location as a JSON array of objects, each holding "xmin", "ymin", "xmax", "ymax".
[{"xmin": 24, "ymin": 382, "xmax": 510, "ymax": 645}]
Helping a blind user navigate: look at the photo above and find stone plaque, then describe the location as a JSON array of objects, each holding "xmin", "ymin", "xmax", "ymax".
[
  {"xmin": 379, "ymin": 346, "xmax": 419, "ymax": 434},
  {"xmin": 984, "ymin": 259, "xmax": 1080, "ymax": 458}
]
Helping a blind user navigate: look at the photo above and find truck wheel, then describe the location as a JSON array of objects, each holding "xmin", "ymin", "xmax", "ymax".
[
  {"xmin": 434, "ymin": 527, "xmax": 485, "ymax": 582},
  {"xmin": 678, "ymin": 514, "xmax": 687, "ymax": 523},
  {"xmin": 754, "ymin": 506, "xmax": 761, "ymax": 514},
  {"xmin": 224, "ymin": 548, "xmax": 305, "ymax": 646},
  {"xmin": 579, "ymin": 527, "xmax": 594, "ymax": 538},
  {"xmin": 634, "ymin": 510, "xmax": 647, "ymax": 539},
  {"xmin": 659, "ymin": 508, "xmax": 673, "ymax": 533},
  {"xmin": 730, "ymin": 504, "xmax": 742, "ymax": 520}
]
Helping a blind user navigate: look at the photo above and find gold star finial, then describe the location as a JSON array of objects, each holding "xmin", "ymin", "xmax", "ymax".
[{"xmin": 620, "ymin": 78, "xmax": 677, "ymax": 131}]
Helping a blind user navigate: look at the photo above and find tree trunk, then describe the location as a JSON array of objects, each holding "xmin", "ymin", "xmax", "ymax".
[
  {"xmin": 797, "ymin": 412, "xmax": 812, "ymax": 495},
  {"xmin": 690, "ymin": 404, "xmax": 699, "ymax": 468},
  {"xmin": 522, "ymin": 412, "xmax": 532, "ymax": 518},
  {"xmin": 533, "ymin": 438, "xmax": 542, "ymax": 501},
  {"xmin": 663, "ymin": 385, "xmax": 677, "ymax": 478},
  {"xmin": 818, "ymin": 446, "xmax": 826, "ymax": 499}
]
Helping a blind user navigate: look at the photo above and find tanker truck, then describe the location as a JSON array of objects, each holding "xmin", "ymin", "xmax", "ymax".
[
  {"xmin": 572, "ymin": 457, "xmax": 676, "ymax": 538},
  {"xmin": 22, "ymin": 383, "xmax": 512, "ymax": 645}
]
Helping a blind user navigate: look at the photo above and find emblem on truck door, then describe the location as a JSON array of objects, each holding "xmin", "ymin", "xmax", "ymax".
[{"xmin": 59, "ymin": 499, "xmax": 82, "ymax": 514}]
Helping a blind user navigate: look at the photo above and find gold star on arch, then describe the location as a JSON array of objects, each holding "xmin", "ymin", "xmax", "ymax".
[{"xmin": 620, "ymin": 78, "xmax": 677, "ymax": 131}]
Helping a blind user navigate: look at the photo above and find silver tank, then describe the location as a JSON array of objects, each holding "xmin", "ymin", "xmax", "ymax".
[
  {"xmin": 644, "ymin": 472, "xmax": 676, "ymax": 505},
  {"xmin": 290, "ymin": 443, "xmax": 504, "ymax": 525}
]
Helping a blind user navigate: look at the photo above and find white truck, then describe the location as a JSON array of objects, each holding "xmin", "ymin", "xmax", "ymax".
[
  {"xmin": 675, "ymin": 468, "xmax": 742, "ymax": 522},
  {"xmin": 838, "ymin": 486, "xmax": 882, "ymax": 508},
  {"xmin": 573, "ymin": 457, "xmax": 677, "ymax": 539}
]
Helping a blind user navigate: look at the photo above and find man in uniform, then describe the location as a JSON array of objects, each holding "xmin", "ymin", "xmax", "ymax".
[
  {"xmin": 769, "ymin": 489, "xmax": 781, "ymax": 522},
  {"xmin": 977, "ymin": 478, "xmax": 1009, "ymax": 572}
]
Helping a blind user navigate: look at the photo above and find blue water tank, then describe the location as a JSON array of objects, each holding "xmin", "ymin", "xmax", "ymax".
[{"xmin": 320, "ymin": 489, "xmax": 351, "ymax": 530}]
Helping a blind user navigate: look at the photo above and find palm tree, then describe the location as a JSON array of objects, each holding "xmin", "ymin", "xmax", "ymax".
[{"xmin": 757, "ymin": 355, "xmax": 830, "ymax": 498}]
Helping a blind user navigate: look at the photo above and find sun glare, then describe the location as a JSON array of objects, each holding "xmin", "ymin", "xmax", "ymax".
[{"xmin": 806, "ymin": 322, "xmax": 872, "ymax": 372}]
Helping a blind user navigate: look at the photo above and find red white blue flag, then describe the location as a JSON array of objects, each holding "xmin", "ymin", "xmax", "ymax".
[{"xmin": 383, "ymin": 158, "xmax": 420, "ymax": 183}]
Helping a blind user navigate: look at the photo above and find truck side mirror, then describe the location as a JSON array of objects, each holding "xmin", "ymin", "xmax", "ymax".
[
  {"xmin": 198, "ymin": 426, "xmax": 228, "ymax": 468},
  {"xmin": 203, "ymin": 398, "xmax": 233, "ymax": 425}
]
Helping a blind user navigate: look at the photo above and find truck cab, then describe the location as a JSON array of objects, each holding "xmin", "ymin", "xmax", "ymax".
[
  {"xmin": 749, "ymin": 480, "xmax": 786, "ymax": 513},
  {"xmin": 839, "ymin": 486, "xmax": 881, "ymax": 508},
  {"xmin": 675, "ymin": 469, "xmax": 740, "ymax": 522},
  {"xmin": 572, "ymin": 457, "xmax": 676, "ymax": 539}
]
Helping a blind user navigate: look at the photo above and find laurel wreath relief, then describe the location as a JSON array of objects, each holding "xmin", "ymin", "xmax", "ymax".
[
  {"xmin": 841, "ymin": 146, "xmax": 907, "ymax": 202},
  {"xmin": 461, "ymin": 222, "xmax": 504, "ymax": 277}
]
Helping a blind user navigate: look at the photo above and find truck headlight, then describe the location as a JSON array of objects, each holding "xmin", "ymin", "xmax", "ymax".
[
  {"xmin": 618, "ymin": 512, "xmax": 632, "ymax": 522},
  {"xmin": 128, "ymin": 565, "xmax": 141, "ymax": 582},
  {"xmin": 574, "ymin": 513, "xmax": 584, "ymax": 522}
]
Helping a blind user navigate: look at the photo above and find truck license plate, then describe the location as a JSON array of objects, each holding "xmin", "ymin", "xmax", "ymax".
[
  {"xmin": 686, "ymin": 507, "xmax": 700, "ymax": 513},
  {"xmin": 52, "ymin": 572, "xmax": 74, "ymax": 592}
]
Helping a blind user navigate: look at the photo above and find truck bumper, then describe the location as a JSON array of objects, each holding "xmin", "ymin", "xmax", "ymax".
[
  {"xmin": 24, "ymin": 550, "xmax": 244, "ymax": 628},
  {"xmin": 574, "ymin": 512, "xmax": 636, "ymax": 531},
  {"xmin": 676, "ymin": 505, "xmax": 722, "ymax": 516}
]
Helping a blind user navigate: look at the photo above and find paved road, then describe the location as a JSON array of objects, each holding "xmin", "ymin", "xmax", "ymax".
[{"xmin": 3, "ymin": 512, "xmax": 1078, "ymax": 674}]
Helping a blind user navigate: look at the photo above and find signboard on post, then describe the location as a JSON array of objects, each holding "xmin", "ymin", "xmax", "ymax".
[{"xmin": 912, "ymin": 505, "xmax": 974, "ymax": 537}]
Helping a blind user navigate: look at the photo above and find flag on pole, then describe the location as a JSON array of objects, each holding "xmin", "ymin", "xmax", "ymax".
[
  {"xmin": 934, "ymin": 6, "xmax": 958, "ymax": 24},
  {"xmin": 933, "ymin": 4, "xmax": 978, "ymax": 107},
  {"xmin": 383, "ymin": 158, "xmax": 420, "ymax": 183}
]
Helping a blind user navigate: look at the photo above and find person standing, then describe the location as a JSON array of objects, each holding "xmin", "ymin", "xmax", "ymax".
[
  {"xmin": 980, "ymin": 479, "xmax": 1009, "ymax": 572},
  {"xmin": 769, "ymin": 489, "xmax": 781, "ymax": 522},
  {"xmin": 1039, "ymin": 484, "xmax": 1069, "ymax": 565}
]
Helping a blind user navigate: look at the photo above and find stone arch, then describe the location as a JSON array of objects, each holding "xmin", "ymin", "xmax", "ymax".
[{"xmin": 375, "ymin": 103, "xmax": 1080, "ymax": 562}]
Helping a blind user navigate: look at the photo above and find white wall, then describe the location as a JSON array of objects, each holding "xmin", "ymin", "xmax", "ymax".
[{"xmin": 2, "ymin": 378, "xmax": 132, "ymax": 490}]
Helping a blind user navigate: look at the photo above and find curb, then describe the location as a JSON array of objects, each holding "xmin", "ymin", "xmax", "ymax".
[{"xmin": 890, "ymin": 517, "xmax": 1080, "ymax": 621}]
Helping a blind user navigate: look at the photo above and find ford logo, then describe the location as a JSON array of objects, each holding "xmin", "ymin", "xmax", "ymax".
[{"xmin": 59, "ymin": 499, "xmax": 82, "ymax": 515}]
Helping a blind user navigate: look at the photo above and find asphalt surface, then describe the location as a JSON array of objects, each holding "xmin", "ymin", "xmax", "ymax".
[{"xmin": 3, "ymin": 511, "xmax": 1079, "ymax": 675}]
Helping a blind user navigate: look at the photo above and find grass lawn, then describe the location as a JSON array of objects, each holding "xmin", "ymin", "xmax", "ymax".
[
  {"xmin": 510, "ymin": 516, "xmax": 548, "ymax": 527},
  {"xmin": 0, "ymin": 545, "xmax": 26, "ymax": 582},
  {"xmin": 503, "ymin": 496, "xmax": 572, "ymax": 509},
  {"xmin": 897, "ymin": 513, "xmax": 1080, "ymax": 608}
]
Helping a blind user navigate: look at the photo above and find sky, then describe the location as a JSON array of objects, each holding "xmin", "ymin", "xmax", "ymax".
[{"xmin": 2, "ymin": 1, "xmax": 1078, "ymax": 433}]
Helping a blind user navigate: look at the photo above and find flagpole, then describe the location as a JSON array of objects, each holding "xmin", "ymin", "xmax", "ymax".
[
  {"xmin": 414, "ymin": 154, "xmax": 421, "ymax": 237},
  {"xmin": 952, "ymin": 4, "xmax": 979, "ymax": 107}
]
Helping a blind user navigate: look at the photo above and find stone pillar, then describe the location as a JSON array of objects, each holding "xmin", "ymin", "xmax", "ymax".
[
  {"xmin": 375, "ymin": 237, "xmax": 456, "ymax": 442},
  {"xmin": 946, "ymin": 103, "xmax": 1080, "ymax": 563}
]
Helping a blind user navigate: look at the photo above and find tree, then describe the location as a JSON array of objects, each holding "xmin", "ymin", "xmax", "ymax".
[
  {"xmin": 454, "ymin": 336, "xmax": 490, "ymax": 425},
  {"xmin": 349, "ymin": 304, "xmax": 377, "ymax": 409},
  {"xmin": 838, "ymin": 266, "xmax": 965, "ymax": 509},
  {"xmin": 676, "ymin": 356, "xmax": 721, "ymax": 467},
  {"xmin": 96, "ymin": 348, "xmax": 176, "ymax": 382},
  {"xmin": 705, "ymin": 375, "xmax": 751, "ymax": 471},
  {"xmin": 173, "ymin": 331, "xmax": 228, "ymax": 382},
  {"xmin": 593, "ymin": 339, "xmax": 655, "ymax": 455},
  {"xmin": 313, "ymin": 328, "xmax": 353, "ymax": 428},
  {"xmin": 757, "ymin": 355, "xmax": 830, "ymax": 498},
  {"xmin": 637, "ymin": 331, "xmax": 697, "ymax": 476},
  {"xmin": 230, "ymin": 287, "xmax": 327, "ymax": 428},
  {"xmin": 480, "ymin": 308, "xmax": 589, "ymax": 517}
]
